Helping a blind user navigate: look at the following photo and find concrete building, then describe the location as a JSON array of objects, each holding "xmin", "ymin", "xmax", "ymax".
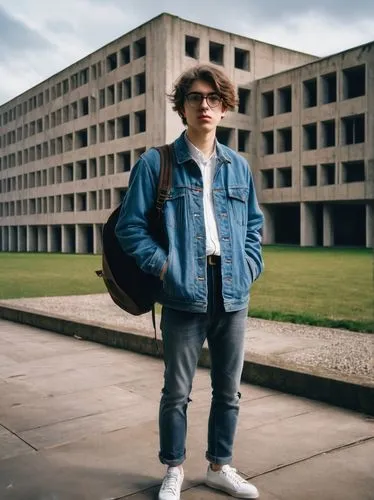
[{"xmin": 0, "ymin": 12, "xmax": 372, "ymax": 253}]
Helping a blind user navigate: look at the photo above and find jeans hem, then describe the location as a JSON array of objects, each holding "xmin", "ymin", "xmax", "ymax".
[
  {"xmin": 205, "ymin": 451, "xmax": 232, "ymax": 465},
  {"xmin": 159, "ymin": 453, "xmax": 186, "ymax": 467}
]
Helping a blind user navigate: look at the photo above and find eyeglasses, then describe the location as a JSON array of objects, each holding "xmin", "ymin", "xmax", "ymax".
[{"xmin": 185, "ymin": 92, "xmax": 222, "ymax": 109}]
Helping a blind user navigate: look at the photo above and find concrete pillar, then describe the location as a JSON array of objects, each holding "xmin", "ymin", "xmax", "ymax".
[
  {"xmin": 366, "ymin": 204, "xmax": 374, "ymax": 249},
  {"xmin": 47, "ymin": 226, "xmax": 52, "ymax": 252},
  {"xmin": 94, "ymin": 224, "xmax": 103, "ymax": 254},
  {"xmin": 61, "ymin": 225, "xmax": 67, "ymax": 253},
  {"xmin": 76, "ymin": 224, "xmax": 82, "ymax": 254},
  {"xmin": 261, "ymin": 205, "xmax": 275, "ymax": 244},
  {"xmin": 300, "ymin": 202, "xmax": 317, "ymax": 247},
  {"xmin": 323, "ymin": 205, "xmax": 334, "ymax": 247},
  {"xmin": 27, "ymin": 226, "xmax": 37, "ymax": 252}
]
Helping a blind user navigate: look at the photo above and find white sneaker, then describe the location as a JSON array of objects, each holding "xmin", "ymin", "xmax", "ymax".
[
  {"xmin": 158, "ymin": 466, "xmax": 184, "ymax": 500},
  {"xmin": 206, "ymin": 464, "xmax": 259, "ymax": 498}
]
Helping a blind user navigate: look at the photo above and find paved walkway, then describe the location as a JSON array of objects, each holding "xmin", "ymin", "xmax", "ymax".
[
  {"xmin": 1, "ymin": 294, "xmax": 373, "ymax": 385},
  {"xmin": 1, "ymin": 319, "xmax": 374, "ymax": 499}
]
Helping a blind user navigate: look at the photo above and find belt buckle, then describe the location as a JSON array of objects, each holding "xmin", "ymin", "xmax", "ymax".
[{"xmin": 207, "ymin": 255, "xmax": 216, "ymax": 266}]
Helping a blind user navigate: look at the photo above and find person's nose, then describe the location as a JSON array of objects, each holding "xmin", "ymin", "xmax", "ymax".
[{"xmin": 199, "ymin": 97, "xmax": 209, "ymax": 110}]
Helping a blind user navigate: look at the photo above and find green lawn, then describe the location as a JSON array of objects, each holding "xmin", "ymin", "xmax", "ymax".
[{"xmin": 0, "ymin": 248, "xmax": 373, "ymax": 332}]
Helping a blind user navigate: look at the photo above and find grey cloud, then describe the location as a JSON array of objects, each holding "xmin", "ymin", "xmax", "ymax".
[
  {"xmin": 44, "ymin": 19, "xmax": 75, "ymax": 35},
  {"xmin": 248, "ymin": 0, "xmax": 374, "ymax": 22},
  {"xmin": 0, "ymin": 5, "xmax": 52, "ymax": 61}
]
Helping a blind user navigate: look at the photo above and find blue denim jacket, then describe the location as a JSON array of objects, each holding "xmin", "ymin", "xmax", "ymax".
[{"xmin": 115, "ymin": 132, "xmax": 264, "ymax": 313}]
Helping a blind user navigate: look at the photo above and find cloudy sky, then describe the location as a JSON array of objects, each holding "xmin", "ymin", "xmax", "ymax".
[{"xmin": 0, "ymin": 0, "xmax": 373, "ymax": 105}]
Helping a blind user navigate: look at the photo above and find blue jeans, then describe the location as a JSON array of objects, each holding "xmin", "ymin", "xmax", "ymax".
[{"xmin": 159, "ymin": 261, "xmax": 247, "ymax": 466}]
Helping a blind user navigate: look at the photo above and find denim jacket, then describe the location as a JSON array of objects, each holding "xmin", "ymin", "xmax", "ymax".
[{"xmin": 115, "ymin": 132, "xmax": 264, "ymax": 313}]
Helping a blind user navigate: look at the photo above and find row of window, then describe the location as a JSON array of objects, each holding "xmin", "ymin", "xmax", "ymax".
[
  {"xmin": 0, "ymin": 73, "xmax": 147, "ymax": 149},
  {"xmin": 262, "ymin": 160, "xmax": 366, "ymax": 189},
  {"xmin": 0, "ymin": 151, "xmax": 144, "ymax": 195},
  {"xmin": 0, "ymin": 111, "xmax": 147, "ymax": 170},
  {"xmin": 185, "ymin": 35, "xmax": 250, "ymax": 71},
  {"xmin": 0, "ymin": 188, "xmax": 120, "ymax": 217},
  {"xmin": 262, "ymin": 64, "xmax": 366, "ymax": 117},
  {"xmin": 0, "ymin": 37, "xmax": 147, "ymax": 126},
  {"xmin": 261, "ymin": 114, "xmax": 365, "ymax": 155},
  {"xmin": 0, "ymin": 159, "xmax": 366, "ymax": 218}
]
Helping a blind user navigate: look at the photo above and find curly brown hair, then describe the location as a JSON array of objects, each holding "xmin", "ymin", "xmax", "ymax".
[{"xmin": 168, "ymin": 65, "xmax": 238, "ymax": 125}]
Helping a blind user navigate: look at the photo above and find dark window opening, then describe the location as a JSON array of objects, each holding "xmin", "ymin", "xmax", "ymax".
[
  {"xmin": 63, "ymin": 194, "xmax": 74, "ymax": 212},
  {"xmin": 133, "ymin": 37, "xmax": 146, "ymax": 59},
  {"xmin": 321, "ymin": 120, "xmax": 336, "ymax": 147},
  {"xmin": 63, "ymin": 163, "xmax": 74, "ymax": 182},
  {"xmin": 262, "ymin": 91, "xmax": 274, "ymax": 117},
  {"xmin": 99, "ymin": 123, "xmax": 105, "ymax": 142},
  {"xmin": 261, "ymin": 169, "xmax": 274, "ymax": 189},
  {"xmin": 120, "ymin": 45, "xmax": 130, "ymax": 65},
  {"xmin": 117, "ymin": 151, "xmax": 131, "ymax": 172},
  {"xmin": 303, "ymin": 123, "xmax": 317, "ymax": 150},
  {"xmin": 107, "ymin": 85, "xmax": 115, "ymax": 106},
  {"xmin": 80, "ymin": 97, "xmax": 89, "ymax": 116},
  {"xmin": 278, "ymin": 85, "xmax": 292, "ymax": 113},
  {"xmin": 342, "ymin": 160, "xmax": 365, "ymax": 183},
  {"xmin": 90, "ymin": 125, "xmax": 97, "ymax": 145},
  {"xmin": 76, "ymin": 193, "xmax": 87, "ymax": 211},
  {"xmin": 64, "ymin": 133, "xmax": 73, "ymax": 152},
  {"xmin": 117, "ymin": 115, "xmax": 130, "ymax": 138},
  {"xmin": 209, "ymin": 41, "xmax": 224, "ymax": 65},
  {"xmin": 321, "ymin": 72, "xmax": 337, "ymax": 104},
  {"xmin": 277, "ymin": 167, "xmax": 292, "ymax": 188},
  {"xmin": 342, "ymin": 114, "xmax": 365, "ymax": 145},
  {"xmin": 303, "ymin": 165, "xmax": 317, "ymax": 186},
  {"xmin": 99, "ymin": 89, "xmax": 105, "ymax": 109},
  {"xmin": 235, "ymin": 48, "xmax": 250, "ymax": 71},
  {"xmin": 135, "ymin": 72, "xmax": 146, "ymax": 95},
  {"xmin": 107, "ymin": 120, "xmax": 115, "ymax": 141},
  {"xmin": 107, "ymin": 154, "xmax": 114, "ymax": 175},
  {"xmin": 238, "ymin": 88, "xmax": 250, "ymax": 114},
  {"xmin": 238, "ymin": 130, "xmax": 250, "ymax": 153},
  {"xmin": 343, "ymin": 65, "xmax": 365, "ymax": 99},
  {"xmin": 75, "ymin": 129, "xmax": 88, "ymax": 148},
  {"xmin": 134, "ymin": 110, "xmax": 146, "ymax": 133},
  {"xmin": 320, "ymin": 163, "xmax": 336, "ymax": 185},
  {"xmin": 277, "ymin": 127, "xmax": 292, "ymax": 152},
  {"xmin": 185, "ymin": 36, "xmax": 199, "ymax": 59},
  {"xmin": 303, "ymin": 78, "xmax": 317, "ymax": 108},
  {"xmin": 216, "ymin": 127, "xmax": 234, "ymax": 147},
  {"xmin": 118, "ymin": 78, "xmax": 131, "ymax": 101},
  {"xmin": 107, "ymin": 52, "xmax": 118, "ymax": 72},
  {"xmin": 76, "ymin": 160, "xmax": 87, "ymax": 180},
  {"xmin": 89, "ymin": 158, "xmax": 97, "ymax": 178},
  {"xmin": 262, "ymin": 131, "xmax": 274, "ymax": 155}
]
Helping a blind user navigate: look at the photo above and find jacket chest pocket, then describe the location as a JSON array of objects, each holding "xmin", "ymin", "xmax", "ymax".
[
  {"xmin": 227, "ymin": 187, "xmax": 248, "ymax": 226},
  {"xmin": 164, "ymin": 189, "xmax": 187, "ymax": 228}
]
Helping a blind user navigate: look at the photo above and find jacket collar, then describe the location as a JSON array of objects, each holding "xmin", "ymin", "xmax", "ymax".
[{"xmin": 173, "ymin": 132, "xmax": 231, "ymax": 165}]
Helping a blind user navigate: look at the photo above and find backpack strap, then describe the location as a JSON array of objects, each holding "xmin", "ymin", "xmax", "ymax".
[
  {"xmin": 152, "ymin": 144, "xmax": 173, "ymax": 357},
  {"xmin": 155, "ymin": 144, "xmax": 173, "ymax": 213}
]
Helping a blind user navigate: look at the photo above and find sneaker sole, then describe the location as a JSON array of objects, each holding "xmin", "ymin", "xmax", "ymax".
[{"xmin": 205, "ymin": 479, "xmax": 259, "ymax": 499}]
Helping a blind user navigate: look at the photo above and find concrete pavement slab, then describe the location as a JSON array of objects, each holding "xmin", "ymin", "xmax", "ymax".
[
  {"xmin": 1, "ymin": 319, "xmax": 373, "ymax": 500},
  {"xmin": 252, "ymin": 438, "xmax": 374, "ymax": 500}
]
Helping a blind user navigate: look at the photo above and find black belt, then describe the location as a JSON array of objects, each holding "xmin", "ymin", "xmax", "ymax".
[{"xmin": 207, "ymin": 255, "xmax": 220, "ymax": 266}]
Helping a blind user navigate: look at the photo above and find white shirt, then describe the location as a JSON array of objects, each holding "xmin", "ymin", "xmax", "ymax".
[{"xmin": 185, "ymin": 133, "xmax": 221, "ymax": 256}]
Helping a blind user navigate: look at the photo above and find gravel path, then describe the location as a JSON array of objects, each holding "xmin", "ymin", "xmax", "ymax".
[{"xmin": 2, "ymin": 294, "xmax": 373, "ymax": 383}]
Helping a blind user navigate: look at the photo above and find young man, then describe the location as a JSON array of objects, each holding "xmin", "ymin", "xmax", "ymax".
[{"xmin": 115, "ymin": 65, "xmax": 264, "ymax": 499}]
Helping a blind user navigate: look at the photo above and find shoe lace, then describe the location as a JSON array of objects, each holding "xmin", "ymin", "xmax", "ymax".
[
  {"xmin": 161, "ymin": 470, "xmax": 180, "ymax": 494},
  {"xmin": 222, "ymin": 466, "xmax": 247, "ymax": 487}
]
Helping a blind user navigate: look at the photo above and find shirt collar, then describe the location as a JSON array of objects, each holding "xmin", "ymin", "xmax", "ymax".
[{"xmin": 184, "ymin": 132, "xmax": 217, "ymax": 164}]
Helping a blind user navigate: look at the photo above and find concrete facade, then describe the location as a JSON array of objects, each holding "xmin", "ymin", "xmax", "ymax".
[{"xmin": 0, "ymin": 13, "xmax": 372, "ymax": 253}]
